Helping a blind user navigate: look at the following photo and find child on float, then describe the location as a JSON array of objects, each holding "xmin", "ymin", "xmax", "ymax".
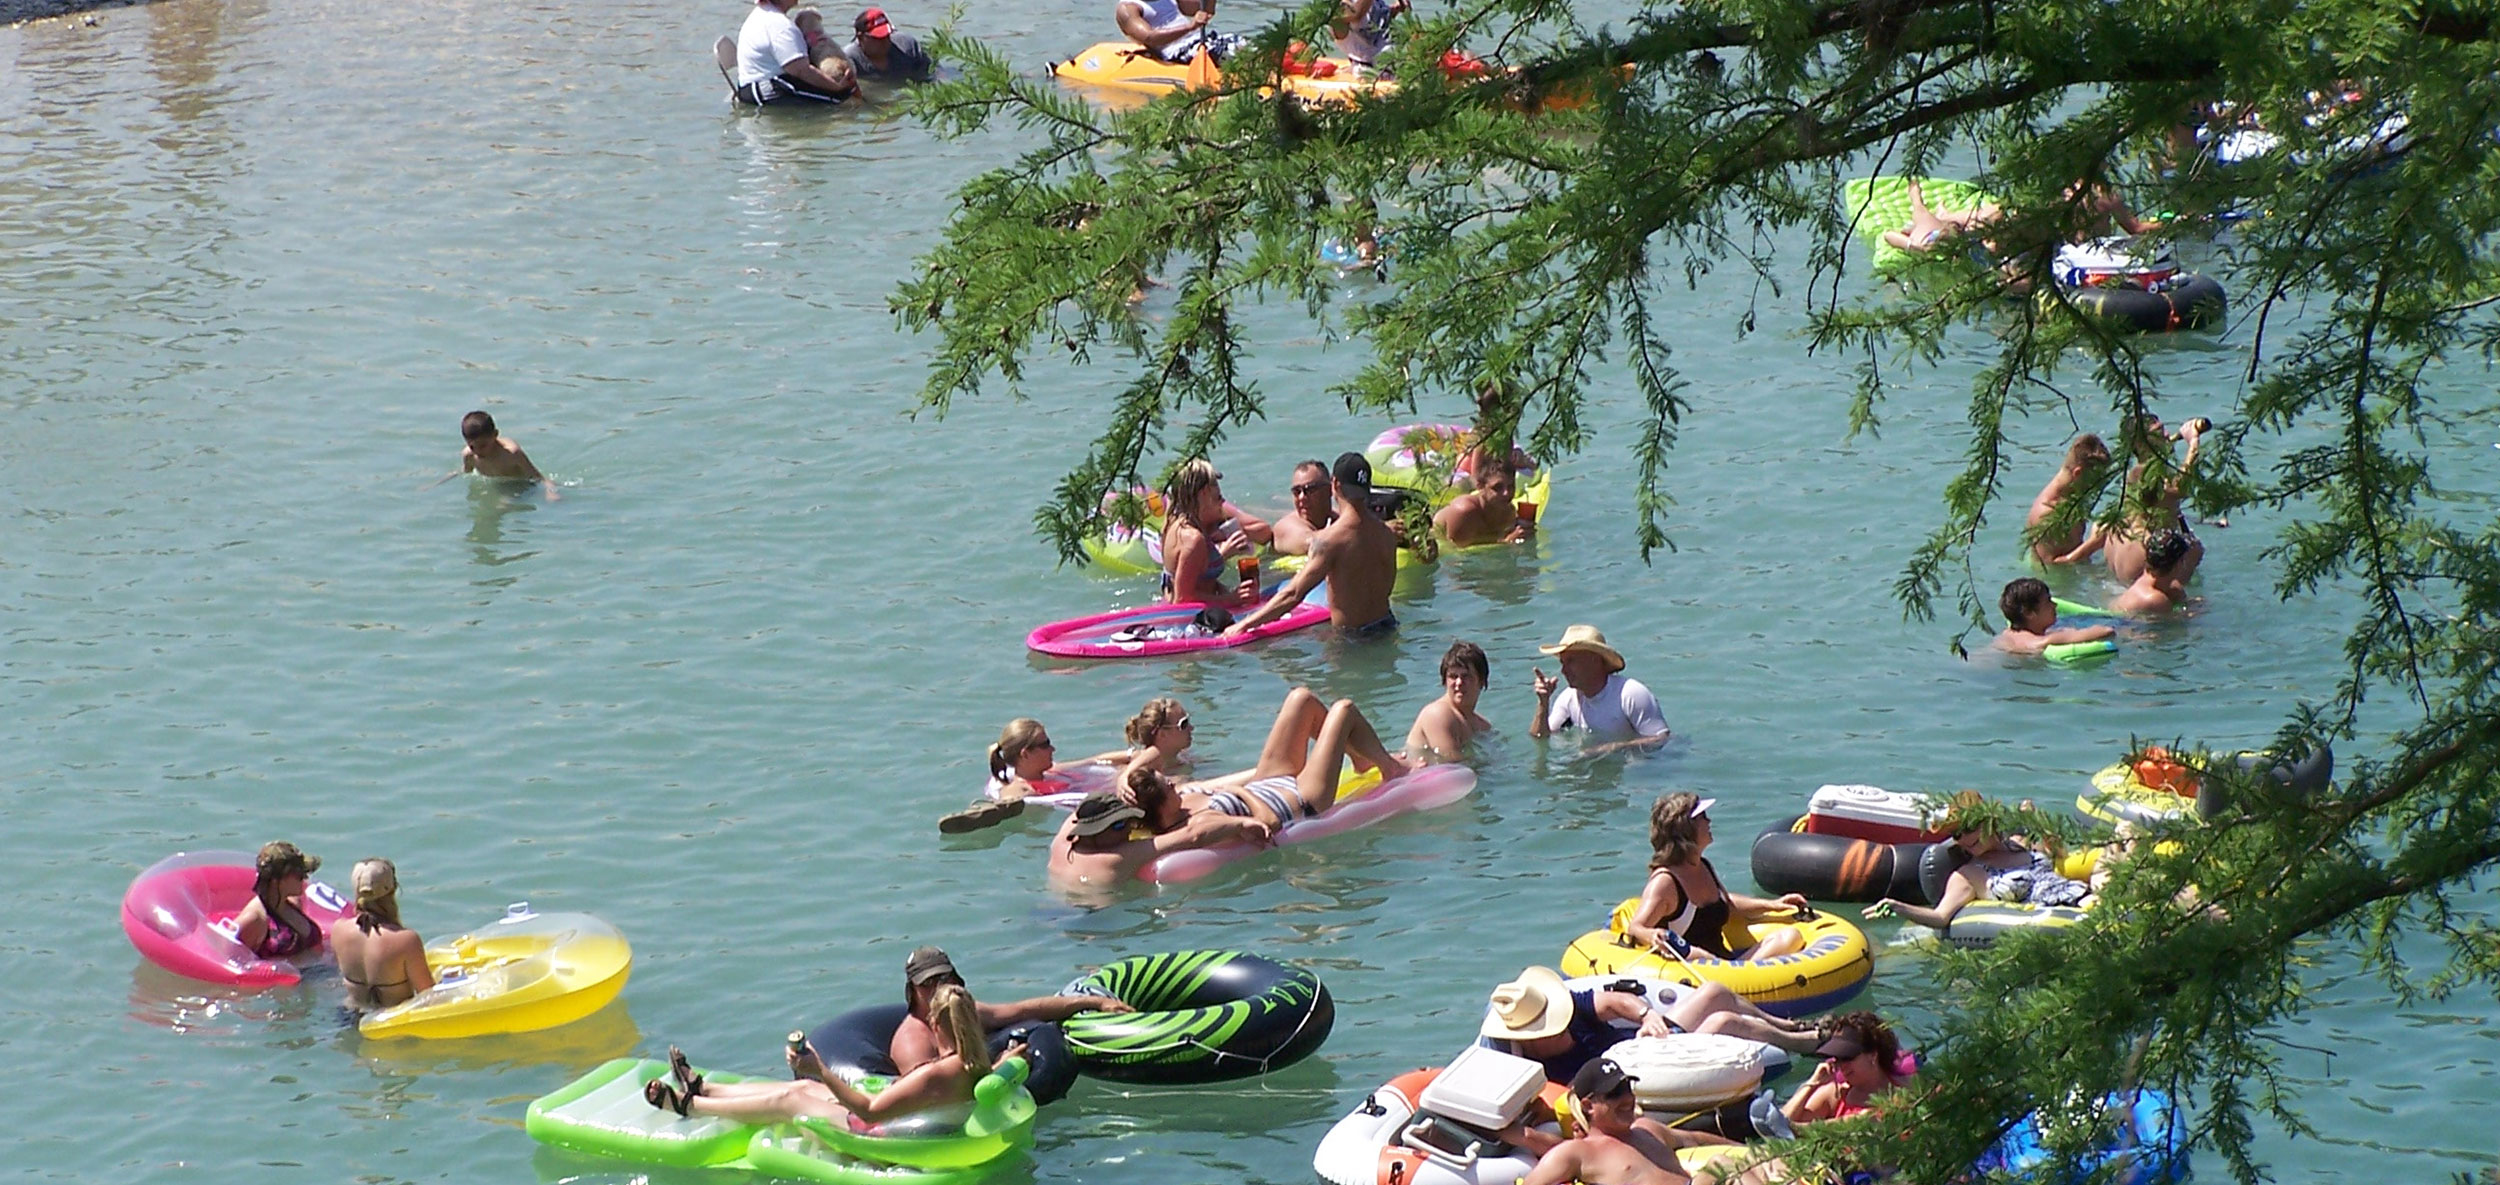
[{"xmin": 1993, "ymin": 576, "xmax": 2116, "ymax": 656}]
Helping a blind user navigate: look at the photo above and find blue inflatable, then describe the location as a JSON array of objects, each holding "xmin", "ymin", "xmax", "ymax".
[{"xmin": 1975, "ymin": 1089, "xmax": 2187, "ymax": 1185}]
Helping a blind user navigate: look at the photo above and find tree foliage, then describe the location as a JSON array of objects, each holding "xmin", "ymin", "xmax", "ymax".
[{"xmin": 896, "ymin": 1, "xmax": 2500, "ymax": 1180}]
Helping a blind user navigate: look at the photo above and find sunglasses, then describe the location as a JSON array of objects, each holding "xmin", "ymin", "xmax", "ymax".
[
  {"xmin": 1291, "ymin": 482, "xmax": 1329, "ymax": 496},
  {"xmin": 1171, "ymin": 717, "xmax": 1194, "ymax": 730}
]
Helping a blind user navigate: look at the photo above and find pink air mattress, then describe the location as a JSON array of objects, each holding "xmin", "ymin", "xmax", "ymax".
[
  {"xmin": 1144, "ymin": 764, "xmax": 1478, "ymax": 883},
  {"xmin": 1027, "ymin": 590, "xmax": 1330, "ymax": 659}
]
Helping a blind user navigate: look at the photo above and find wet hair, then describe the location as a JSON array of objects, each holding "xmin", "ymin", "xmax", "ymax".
[
  {"xmin": 1164, "ymin": 460, "xmax": 1223, "ymax": 528},
  {"xmin": 1647, "ymin": 792, "xmax": 1708, "ymax": 869},
  {"xmin": 2144, "ymin": 528, "xmax": 2191, "ymax": 575},
  {"xmin": 1440, "ymin": 641, "xmax": 1489, "ymax": 685},
  {"xmin": 2065, "ymin": 433, "xmax": 2110, "ymax": 470},
  {"xmin": 1475, "ymin": 451, "xmax": 1516, "ymax": 485},
  {"xmin": 1124, "ymin": 697, "xmax": 1188, "ymax": 749},
  {"xmin": 2000, "ymin": 577, "xmax": 2053, "ymax": 626},
  {"xmin": 352, "ymin": 858, "xmax": 402, "ymax": 933},
  {"xmin": 989, "ymin": 718, "xmax": 1049, "ymax": 782},
  {"xmin": 926, "ymin": 984, "xmax": 994, "ymax": 1076},
  {"xmin": 461, "ymin": 411, "xmax": 496, "ymax": 441}
]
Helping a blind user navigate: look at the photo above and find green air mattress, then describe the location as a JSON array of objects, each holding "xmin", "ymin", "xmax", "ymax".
[
  {"xmin": 743, "ymin": 1126, "xmax": 1014, "ymax": 1185},
  {"xmin": 2043, "ymin": 595, "xmax": 2120, "ymax": 664},
  {"xmin": 1841, "ymin": 176, "xmax": 2001, "ymax": 274},
  {"xmin": 524, "ymin": 1057, "xmax": 761, "ymax": 1166}
]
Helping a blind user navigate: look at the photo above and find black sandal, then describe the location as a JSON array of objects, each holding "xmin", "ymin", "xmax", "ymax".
[
  {"xmin": 668, "ymin": 1046, "xmax": 704, "ymax": 1095},
  {"xmin": 643, "ymin": 1076, "xmax": 691, "ymax": 1118}
]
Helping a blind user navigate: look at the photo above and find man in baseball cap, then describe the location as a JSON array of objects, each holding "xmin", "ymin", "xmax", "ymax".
[
  {"xmin": 1225, "ymin": 450, "xmax": 1401, "ymax": 641},
  {"xmin": 1518, "ymin": 1056, "xmax": 1731, "ymax": 1185},
  {"xmin": 842, "ymin": 6, "xmax": 934, "ymax": 81},
  {"xmin": 882, "ymin": 944, "xmax": 1133, "ymax": 1088}
]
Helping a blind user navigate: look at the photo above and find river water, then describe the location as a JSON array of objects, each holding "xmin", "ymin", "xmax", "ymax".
[{"xmin": 3, "ymin": 0, "xmax": 2493, "ymax": 1181}]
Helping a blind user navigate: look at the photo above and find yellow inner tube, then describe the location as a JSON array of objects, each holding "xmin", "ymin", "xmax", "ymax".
[{"xmin": 1556, "ymin": 898, "xmax": 1873, "ymax": 1015}]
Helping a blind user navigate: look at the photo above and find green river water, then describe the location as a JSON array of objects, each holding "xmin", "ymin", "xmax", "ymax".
[{"xmin": 3, "ymin": 0, "xmax": 2493, "ymax": 1180}]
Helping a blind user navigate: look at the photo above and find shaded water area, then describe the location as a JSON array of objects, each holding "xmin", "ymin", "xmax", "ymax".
[{"xmin": 3, "ymin": 0, "xmax": 2495, "ymax": 1181}]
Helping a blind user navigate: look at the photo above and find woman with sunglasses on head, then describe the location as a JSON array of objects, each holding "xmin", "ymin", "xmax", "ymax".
[
  {"xmin": 1157, "ymin": 459, "xmax": 1271, "ymax": 606},
  {"xmin": 1622, "ymin": 793, "xmax": 1810, "ymax": 962}
]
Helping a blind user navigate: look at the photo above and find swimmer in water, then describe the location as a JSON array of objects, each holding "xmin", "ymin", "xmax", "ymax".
[
  {"xmin": 440, "ymin": 410, "xmax": 558, "ymax": 500},
  {"xmin": 1993, "ymin": 576, "xmax": 2115, "ymax": 656}
]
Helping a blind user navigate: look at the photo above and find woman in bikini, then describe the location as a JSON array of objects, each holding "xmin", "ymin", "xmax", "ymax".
[
  {"xmin": 1880, "ymin": 178, "xmax": 2004, "ymax": 253},
  {"xmin": 1621, "ymin": 793, "xmax": 1810, "ymax": 961},
  {"xmin": 646, "ymin": 984, "xmax": 1019, "ymax": 1125},
  {"xmin": 233, "ymin": 841, "xmax": 326, "ymax": 960},
  {"xmin": 329, "ymin": 858, "xmax": 433, "ymax": 1010},
  {"xmin": 1158, "ymin": 459, "xmax": 1265, "ymax": 605},
  {"xmin": 1174, "ymin": 687, "xmax": 1409, "ymax": 827},
  {"xmin": 939, "ymin": 717, "xmax": 1133, "ymax": 833}
]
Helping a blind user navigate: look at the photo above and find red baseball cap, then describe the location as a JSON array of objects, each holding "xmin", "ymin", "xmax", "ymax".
[{"xmin": 855, "ymin": 7, "xmax": 892, "ymax": 37}]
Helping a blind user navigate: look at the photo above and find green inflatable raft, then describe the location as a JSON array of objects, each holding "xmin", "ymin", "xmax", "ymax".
[
  {"xmin": 1841, "ymin": 176, "xmax": 2002, "ymax": 274},
  {"xmin": 525, "ymin": 1054, "xmax": 1037, "ymax": 1183}
]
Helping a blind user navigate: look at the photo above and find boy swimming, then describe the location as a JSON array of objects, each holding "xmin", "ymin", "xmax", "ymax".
[
  {"xmin": 450, "ymin": 410, "xmax": 558, "ymax": 500},
  {"xmin": 1994, "ymin": 576, "xmax": 2114, "ymax": 656}
]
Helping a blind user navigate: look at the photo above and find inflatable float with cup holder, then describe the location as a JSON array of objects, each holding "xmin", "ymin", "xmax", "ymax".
[
  {"xmin": 358, "ymin": 905, "xmax": 631, "ymax": 1039},
  {"xmin": 1750, "ymin": 784, "xmax": 1948, "ymax": 904},
  {"xmin": 1141, "ymin": 762, "xmax": 1476, "ymax": 883},
  {"xmin": 2078, "ymin": 742, "xmax": 2332, "ymax": 827},
  {"xmin": 120, "ymin": 850, "xmax": 357, "ymax": 988},
  {"xmin": 525, "ymin": 1052, "xmax": 1038, "ymax": 1182},
  {"xmin": 1057, "ymin": 950, "xmax": 1333, "ymax": 1083},
  {"xmin": 1558, "ymin": 903, "xmax": 1872, "ymax": 1018}
]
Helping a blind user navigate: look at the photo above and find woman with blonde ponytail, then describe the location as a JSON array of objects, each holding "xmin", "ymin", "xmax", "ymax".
[{"xmin": 328, "ymin": 859, "xmax": 433, "ymax": 1010}]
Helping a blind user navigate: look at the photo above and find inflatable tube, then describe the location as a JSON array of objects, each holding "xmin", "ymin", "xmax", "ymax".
[
  {"xmin": 1751, "ymin": 815, "xmax": 1934, "ymax": 904},
  {"xmin": 1059, "ymin": 950, "xmax": 1333, "ymax": 1083},
  {"xmin": 1557, "ymin": 904, "xmax": 1873, "ymax": 1018},
  {"xmin": 2060, "ymin": 273, "xmax": 2226, "ymax": 333},
  {"xmin": 120, "ymin": 850, "xmax": 356, "ymax": 988},
  {"xmin": 1364, "ymin": 424, "xmax": 1552, "ymax": 512},
  {"xmin": 2078, "ymin": 743, "xmax": 2333, "ymax": 826},
  {"xmin": 360, "ymin": 907, "xmax": 632, "ymax": 1039},
  {"xmin": 1975, "ymin": 1089, "xmax": 2188, "ymax": 1185},
  {"xmin": 1602, "ymin": 1034, "xmax": 1780, "ymax": 1111},
  {"xmin": 524, "ymin": 1056, "xmax": 765, "ymax": 1167},
  {"xmin": 2043, "ymin": 596, "xmax": 2121, "ymax": 664},
  {"xmin": 1841, "ymin": 176, "xmax": 2002, "ymax": 274},
  {"xmin": 1026, "ymin": 586, "xmax": 1330, "ymax": 659},
  {"xmin": 1909, "ymin": 844, "xmax": 2092, "ymax": 949},
  {"xmin": 806, "ymin": 1003, "xmax": 1079, "ymax": 1108},
  {"xmin": 1143, "ymin": 763, "xmax": 1476, "ymax": 883}
]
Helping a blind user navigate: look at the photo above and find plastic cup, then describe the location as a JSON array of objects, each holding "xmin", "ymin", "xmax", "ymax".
[{"xmin": 1515, "ymin": 501, "xmax": 1539, "ymax": 527}]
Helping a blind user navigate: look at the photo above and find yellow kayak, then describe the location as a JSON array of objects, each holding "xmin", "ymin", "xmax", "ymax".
[
  {"xmin": 1051, "ymin": 42, "xmax": 1233, "ymax": 98},
  {"xmin": 360, "ymin": 908, "xmax": 632, "ymax": 1040},
  {"xmin": 1049, "ymin": 42, "xmax": 1609, "ymax": 111}
]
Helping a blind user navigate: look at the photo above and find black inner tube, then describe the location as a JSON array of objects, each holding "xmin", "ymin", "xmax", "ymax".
[
  {"xmin": 1060, "ymin": 950, "xmax": 1335, "ymax": 1085},
  {"xmin": 805, "ymin": 1003, "xmax": 1077, "ymax": 1106}
]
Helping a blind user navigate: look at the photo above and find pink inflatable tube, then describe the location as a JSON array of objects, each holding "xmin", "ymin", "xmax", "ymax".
[
  {"xmin": 121, "ymin": 850, "xmax": 357, "ymax": 987},
  {"xmin": 1143, "ymin": 764, "xmax": 1478, "ymax": 883},
  {"xmin": 1027, "ymin": 588, "xmax": 1331, "ymax": 660}
]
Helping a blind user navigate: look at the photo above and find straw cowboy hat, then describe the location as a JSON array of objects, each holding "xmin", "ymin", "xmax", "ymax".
[
  {"xmin": 1539, "ymin": 625, "xmax": 1625, "ymax": 673},
  {"xmin": 1481, "ymin": 966, "xmax": 1576, "ymax": 1040}
]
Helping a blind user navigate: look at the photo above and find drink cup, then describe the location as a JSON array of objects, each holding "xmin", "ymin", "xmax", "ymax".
[{"xmin": 1515, "ymin": 501, "xmax": 1539, "ymax": 528}]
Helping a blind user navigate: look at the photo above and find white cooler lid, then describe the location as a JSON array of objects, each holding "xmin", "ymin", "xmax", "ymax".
[
  {"xmin": 1806, "ymin": 784, "xmax": 1932, "ymax": 827},
  {"xmin": 1416, "ymin": 1046, "xmax": 1546, "ymax": 1130}
]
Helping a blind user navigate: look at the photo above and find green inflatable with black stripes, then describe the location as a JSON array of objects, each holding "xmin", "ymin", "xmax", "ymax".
[{"xmin": 1058, "ymin": 950, "xmax": 1334, "ymax": 1084}]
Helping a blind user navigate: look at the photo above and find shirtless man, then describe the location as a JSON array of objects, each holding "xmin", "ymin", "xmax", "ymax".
[
  {"xmin": 1994, "ymin": 577, "xmax": 2115, "ymax": 656},
  {"xmin": 887, "ymin": 946, "xmax": 1129, "ymax": 1072},
  {"xmin": 1405, "ymin": 641, "xmax": 1493, "ymax": 763},
  {"xmin": 2103, "ymin": 417, "xmax": 2209, "ymax": 585},
  {"xmin": 2109, "ymin": 529, "xmax": 2194, "ymax": 616},
  {"xmin": 1225, "ymin": 452, "xmax": 1399, "ymax": 638},
  {"xmin": 1112, "ymin": 0, "xmax": 1235, "ymax": 64},
  {"xmin": 1046, "ymin": 772, "xmax": 1269, "ymax": 894},
  {"xmin": 1434, "ymin": 453, "xmax": 1530, "ymax": 546},
  {"xmin": 2025, "ymin": 434, "xmax": 2110, "ymax": 565},
  {"xmin": 448, "ymin": 410, "xmax": 559, "ymax": 500},
  {"xmin": 1521, "ymin": 1058, "xmax": 1719, "ymax": 1185},
  {"xmin": 1269, "ymin": 460, "xmax": 1333, "ymax": 556}
]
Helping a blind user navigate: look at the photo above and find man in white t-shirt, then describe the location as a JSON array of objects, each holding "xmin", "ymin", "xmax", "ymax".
[
  {"xmin": 734, "ymin": 0, "xmax": 858, "ymax": 106},
  {"xmin": 1529, "ymin": 624, "xmax": 1670, "ymax": 756}
]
